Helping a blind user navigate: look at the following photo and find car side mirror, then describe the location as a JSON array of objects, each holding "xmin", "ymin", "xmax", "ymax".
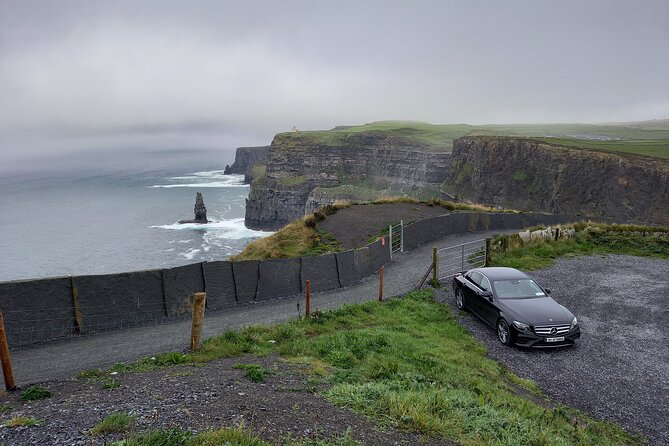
[{"xmin": 481, "ymin": 290, "xmax": 493, "ymax": 300}]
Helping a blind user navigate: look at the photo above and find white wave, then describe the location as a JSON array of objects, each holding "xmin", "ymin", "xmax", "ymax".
[
  {"xmin": 150, "ymin": 172, "xmax": 246, "ymax": 188},
  {"xmin": 150, "ymin": 181, "xmax": 247, "ymax": 188},
  {"xmin": 181, "ymin": 248, "xmax": 201, "ymax": 260},
  {"xmin": 169, "ymin": 170, "xmax": 229, "ymax": 180},
  {"xmin": 152, "ymin": 218, "xmax": 272, "ymax": 240}
]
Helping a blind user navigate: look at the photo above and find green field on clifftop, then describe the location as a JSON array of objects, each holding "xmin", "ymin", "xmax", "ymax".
[{"xmin": 276, "ymin": 120, "xmax": 669, "ymax": 159}]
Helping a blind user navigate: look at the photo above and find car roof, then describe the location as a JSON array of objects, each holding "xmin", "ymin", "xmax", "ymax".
[{"xmin": 470, "ymin": 267, "xmax": 530, "ymax": 281}]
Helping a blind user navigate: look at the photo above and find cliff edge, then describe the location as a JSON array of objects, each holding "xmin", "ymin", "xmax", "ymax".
[
  {"xmin": 444, "ymin": 136, "xmax": 669, "ymax": 225},
  {"xmin": 244, "ymin": 128, "xmax": 452, "ymax": 230},
  {"xmin": 224, "ymin": 146, "xmax": 269, "ymax": 183}
]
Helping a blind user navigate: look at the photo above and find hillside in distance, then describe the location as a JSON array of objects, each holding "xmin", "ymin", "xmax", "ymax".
[
  {"xmin": 280, "ymin": 119, "xmax": 669, "ymax": 158},
  {"xmin": 236, "ymin": 119, "xmax": 669, "ymax": 229}
]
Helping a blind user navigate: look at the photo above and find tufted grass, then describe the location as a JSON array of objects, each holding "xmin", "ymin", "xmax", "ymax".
[
  {"xmin": 91, "ymin": 412, "xmax": 136, "ymax": 436},
  {"xmin": 113, "ymin": 427, "xmax": 360, "ymax": 445},
  {"xmin": 490, "ymin": 222, "xmax": 669, "ymax": 270}
]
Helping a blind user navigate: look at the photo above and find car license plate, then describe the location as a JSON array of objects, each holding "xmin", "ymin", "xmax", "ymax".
[{"xmin": 546, "ymin": 336, "xmax": 565, "ymax": 343}]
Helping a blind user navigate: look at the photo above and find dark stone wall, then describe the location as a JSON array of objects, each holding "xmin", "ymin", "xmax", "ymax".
[
  {"xmin": 203, "ymin": 261, "xmax": 236, "ymax": 310},
  {"xmin": 162, "ymin": 263, "xmax": 205, "ymax": 316},
  {"xmin": 335, "ymin": 250, "xmax": 357, "ymax": 287},
  {"xmin": 232, "ymin": 260, "xmax": 259, "ymax": 304},
  {"xmin": 301, "ymin": 253, "xmax": 340, "ymax": 291},
  {"xmin": 73, "ymin": 270, "xmax": 165, "ymax": 334},
  {"xmin": 257, "ymin": 258, "xmax": 301, "ymax": 301},
  {"xmin": 0, "ymin": 277, "xmax": 74, "ymax": 347}
]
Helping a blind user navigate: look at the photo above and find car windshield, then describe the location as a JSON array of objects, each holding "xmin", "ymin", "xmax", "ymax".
[{"xmin": 492, "ymin": 279, "xmax": 546, "ymax": 299}]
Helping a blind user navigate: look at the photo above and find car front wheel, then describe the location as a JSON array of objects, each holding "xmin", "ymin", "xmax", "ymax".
[
  {"xmin": 455, "ymin": 288, "xmax": 466, "ymax": 310},
  {"xmin": 497, "ymin": 319, "xmax": 512, "ymax": 346}
]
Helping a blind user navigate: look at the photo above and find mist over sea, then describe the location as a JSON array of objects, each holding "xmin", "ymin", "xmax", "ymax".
[{"xmin": 0, "ymin": 148, "xmax": 270, "ymax": 282}]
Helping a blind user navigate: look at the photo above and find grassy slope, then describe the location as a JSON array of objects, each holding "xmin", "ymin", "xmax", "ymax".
[
  {"xmin": 490, "ymin": 222, "xmax": 669, "ymax": 270},
  {"xmin": 231, "ymin": 199, "xmax": 507, "ymax": 261},
  {"xmin": 275, "ymin": 120, "xmax": 669, "ymax": 159},
  {"xmin": 106, "ymin": 290, "xmax": 641, "ymax": 446}
]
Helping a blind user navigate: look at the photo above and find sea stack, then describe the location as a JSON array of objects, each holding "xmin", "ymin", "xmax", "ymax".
[{"xmin": 179, "ymin": 192, "xmax": 209, "ymax": 224}]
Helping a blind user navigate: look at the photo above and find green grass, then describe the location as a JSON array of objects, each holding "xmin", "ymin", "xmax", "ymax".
[
  {"xmin": 531, "ymin": 137, "xmax": 669, "ymax": 160},
  {"xmin": 230, "ymin": 209, "xmax": 346, "ymax": 261},
  {"xmin": 102, "ymin": 290, "xmax": 642, "ymax": 445},
  {"xmin": 490, "ymin": 222, "xmax": 669, "ymax": 270},
  {"xmin": 250, "ymin": 164, "xmax": 267, "ymax": 180},
  {"xmin": 512, "ymin": 170, "xmax": 527, "ymax": 181},
  {"xmin": 234, "ymin": 363, "xmax": 275, "ymax": 382},
  {"xmin": 113, "ymin": 427, "xmax": 360, "ymax": 446},
  {"xmin": 91, "ymin": 412, "xmax": 136, "ymax": 435},
  {"xmin": 3, "ymin": 416, "xmax": 42, "ymax": 427},
  {"xmin": 276, "ymin": 121, "xmax": 474, "ymax": 152},
  {"xmin": 274, "ymin": 120, "xmax": 669, "ymax": 159},
  {"xmin": 277, "ymin": 175, "xmax": 308, "ymax": 186},
  {"xmin": 78, "ymin": 368, "xmax": 106, "ymax": 379},
  {"xmin": 20, "ymin": 385, "xmax": 52, "ymax": 401},
  {"xmin": 0, "ymin": 403, "xmax": 11, "ymax": 413}
]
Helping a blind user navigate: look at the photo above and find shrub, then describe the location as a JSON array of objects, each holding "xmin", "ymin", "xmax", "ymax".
[
  {"xmin": 20, "ymin": 385, "xmax": 52, "ymax": 401},
  {"xmin": 91, "ymin": 412, "xmax": 136, "ymax": 435},
  {"xmin": 234, "ymin": 363, "xmax": 274, "ymax": 383}
]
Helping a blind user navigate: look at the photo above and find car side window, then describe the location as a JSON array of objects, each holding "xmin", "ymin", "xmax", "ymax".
[
  {"xmin": 468, "ymin": 271, "xmax": 483, "ymax": 287},
  {"xmin": 479, "ymin": 275, "xmax": 491, "ymax": 291}
]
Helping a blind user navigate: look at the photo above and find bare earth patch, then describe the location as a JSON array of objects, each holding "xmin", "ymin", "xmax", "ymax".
[{"xmin": 0, "ymin": 354, "xmax": 453, "ymax": 446}]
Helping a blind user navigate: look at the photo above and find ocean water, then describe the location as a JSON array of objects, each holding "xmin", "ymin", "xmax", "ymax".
[{"xmin": 0, "ymin": 149, "xmax": 271, "ymax": 282}]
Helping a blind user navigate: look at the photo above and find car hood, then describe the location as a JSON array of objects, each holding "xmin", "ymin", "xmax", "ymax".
[{"xmin": 500, "ymin": 296, "xmax": 573, "ymax": 325}]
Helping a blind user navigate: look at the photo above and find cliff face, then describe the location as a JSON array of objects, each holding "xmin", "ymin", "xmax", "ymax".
[
  {"xmin": 224, "ymin": 146, "xmax": 269, "ymax": 183},
  {"xmin": 444, "ymin": 137, "xmax": 669, "ymax": 225},
  {"xmin": 245, "ymin": 132, "xmax": 451, "ymax": 230}
]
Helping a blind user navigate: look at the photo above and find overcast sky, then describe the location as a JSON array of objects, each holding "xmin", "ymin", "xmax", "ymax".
[{"xmin": 1, "ymin": 0, "xmax": 668, "ymax": 165}]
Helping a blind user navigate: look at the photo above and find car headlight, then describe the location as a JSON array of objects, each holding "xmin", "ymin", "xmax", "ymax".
[
  {"xmin": 571, "ymin": 317, "xmax": 578, "ymax": 329},
  {"xmin": 512, "ymin": 320, "xmax": 529, "ymax": 331}
]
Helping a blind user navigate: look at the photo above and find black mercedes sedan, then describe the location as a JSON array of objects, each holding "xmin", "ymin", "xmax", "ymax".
[{"xmin": 452, "ymin": 267, "xmax": 580, "ymax": 348}]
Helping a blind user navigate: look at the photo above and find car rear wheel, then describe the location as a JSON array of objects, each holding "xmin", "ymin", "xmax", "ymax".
[
  {"xmin": 455, "ymin": 288, "xmax": 466, "ymax": 310},
  {"xmin": 497, "ymin": 319, "xmax": 512, "ymax": 346}
]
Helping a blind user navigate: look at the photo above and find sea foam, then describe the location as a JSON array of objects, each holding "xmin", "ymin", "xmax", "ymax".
[
  {"xmin": 150, "ymin": 172, "xmax": 246, "ymax": 188},
  {"xmin": 152, "ymin": 218, "xmax": 272, "ymax": 240}
]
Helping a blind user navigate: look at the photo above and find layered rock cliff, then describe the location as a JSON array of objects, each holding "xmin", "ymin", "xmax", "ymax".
[
  {"xmin": 245, "ymin": 132, "xmax": 451, "ymax": 230},
  {"xmin": 224, "ymin": 146, "xmax": 269, "ymax": 183},
  {"xmin": 444, "ymin": 136, "xmax": 669, "ymax": 225}
]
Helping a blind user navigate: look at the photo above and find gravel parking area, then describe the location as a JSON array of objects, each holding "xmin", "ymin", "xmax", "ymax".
[{"xmin": 437, "ymin": 255, "xmax": 669, "ymax": 445}]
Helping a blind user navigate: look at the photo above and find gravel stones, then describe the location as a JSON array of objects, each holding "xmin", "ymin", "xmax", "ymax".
[{"xmin": 437, "ymin": 254, "xmax": 669, "ymax": 445}]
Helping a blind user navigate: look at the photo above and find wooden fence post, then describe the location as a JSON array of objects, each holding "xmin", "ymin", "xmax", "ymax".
[
  {"xmin": 432, "ymin": 247, "xmax": 438, "ymax": 283},
  {"xmin": 0, "ymin": 310, "xmax": 16, "ymax": 391},
  {"xmin": 485, "ymin": 238, "xmax": 492, "ymax": 266},
  {"xmin": 190, "ymin": 292, "xmax": 206, "ymax": 352},
  {"xmin": 379, "ymin": 267, "xmax": 384, "ymax": 303},
  {"xmin": 305, "ymin": 280, "xmax": 311, "ymax": 318}
]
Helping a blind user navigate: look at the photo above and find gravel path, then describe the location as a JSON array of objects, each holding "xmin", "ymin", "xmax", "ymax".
[
  {"xmin": 11, "ymin": 230, "xmax": 510, "ymax": 385},
  {"xmin": 437, "ymin": 255, "xmax": 669, "ymax": 445}
]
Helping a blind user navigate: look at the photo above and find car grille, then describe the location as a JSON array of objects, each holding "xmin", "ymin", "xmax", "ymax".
[{"xmin": 533, "ymin": 324, "xmax": 571, "ymax": 336}]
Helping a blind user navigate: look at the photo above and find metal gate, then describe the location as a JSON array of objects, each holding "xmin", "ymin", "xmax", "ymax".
[
  {"xmin": 436, "ymin": 238, "xmax": 486, "ymax": 281},
  {"xmin": 388, "ymin": 220, "xmax": 403, "ymax": 259},
  {"xmin": 418, "ymin": 238, "xmax": 488, "ymax": 288}
]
